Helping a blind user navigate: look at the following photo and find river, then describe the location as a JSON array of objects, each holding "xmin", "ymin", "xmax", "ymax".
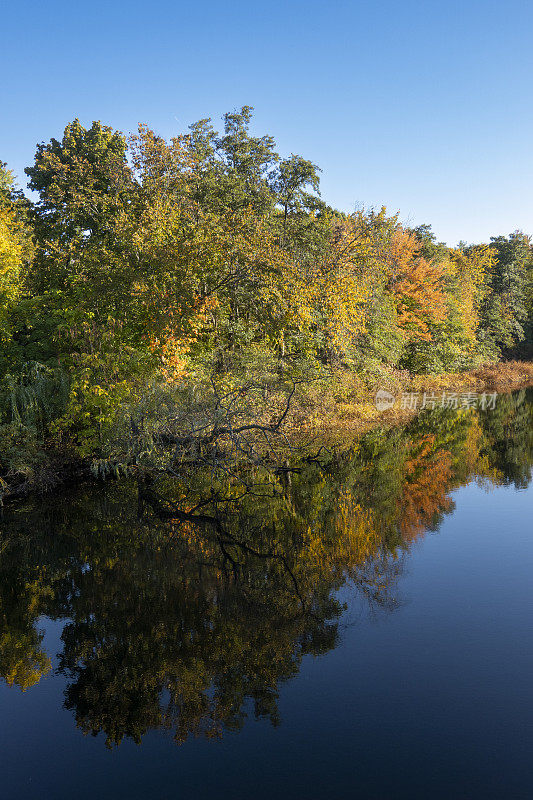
[{"xmin": 1, "ymin": 389, "xmax": 532, "ymax": 798}]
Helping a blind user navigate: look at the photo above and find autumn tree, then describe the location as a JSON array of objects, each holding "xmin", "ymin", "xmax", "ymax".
[{"xmin": 0, "ymin": 162, "xmax": 33, "ymax": 376}]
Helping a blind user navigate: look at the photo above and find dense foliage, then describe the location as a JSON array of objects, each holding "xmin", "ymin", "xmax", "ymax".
[{"xmin": 1, "ymin": 110, "xmax": 533, "ymax": 474}]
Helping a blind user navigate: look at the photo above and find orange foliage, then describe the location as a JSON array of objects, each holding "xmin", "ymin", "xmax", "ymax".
[
  {"xmin": 387, "ymin": 229, "xmax": 447, "ymax": 340},
  {"xmin": 400, "ymin": 435, "xmax": 454, "ymax": 541}
]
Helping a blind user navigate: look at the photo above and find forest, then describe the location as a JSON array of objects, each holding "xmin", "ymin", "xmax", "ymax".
[{"xmin": 1, "ymin": 107, "xmax": 533, "ymax": 490}]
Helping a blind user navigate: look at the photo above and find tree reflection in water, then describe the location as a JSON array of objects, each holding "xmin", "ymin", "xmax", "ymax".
[{"xmin": 1, "ymin": 389, "xmax": 532, "ymax": 747}]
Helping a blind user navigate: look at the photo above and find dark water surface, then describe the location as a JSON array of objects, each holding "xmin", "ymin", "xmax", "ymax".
[{"xmin": 1, "ymin": 390, "xmax": 533, "ymax": 799}]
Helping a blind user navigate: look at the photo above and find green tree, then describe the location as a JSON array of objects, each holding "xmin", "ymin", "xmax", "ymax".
[
  {"xmin": 25, "ymin": 119, "xmax": 133, "ymax": 293},
  {"xmin": 480, "ymin": 232, "xmax": 532, "ymax": 354},
  {"xmin": 273, "ymin": 154, "xmax": 321, "ymax": 245}
]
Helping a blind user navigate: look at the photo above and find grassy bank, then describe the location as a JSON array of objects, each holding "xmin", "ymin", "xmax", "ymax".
[{"xmin": 292, "ymin": 360, "xmax": 533, "ymax": 439}]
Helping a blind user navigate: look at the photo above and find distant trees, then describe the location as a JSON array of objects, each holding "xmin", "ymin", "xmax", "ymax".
[{"xmin": 481, "ymin": 232, "xmax": 532, "ymax": 354}]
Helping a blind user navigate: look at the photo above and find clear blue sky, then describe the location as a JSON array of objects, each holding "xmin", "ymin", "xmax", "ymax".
[{"xmin": 2, "ymin": 0, "xmax": 533, "ymax": 245}]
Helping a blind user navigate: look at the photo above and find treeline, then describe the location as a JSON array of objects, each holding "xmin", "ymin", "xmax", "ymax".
[{"xmin": 1, "ymin": 107, "xmax": 533, "ymax": 467}]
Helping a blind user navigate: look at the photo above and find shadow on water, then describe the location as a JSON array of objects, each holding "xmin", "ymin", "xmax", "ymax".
[{"xmin": 1, "ymin": 388, "xmax": 532, "ymax": 748}]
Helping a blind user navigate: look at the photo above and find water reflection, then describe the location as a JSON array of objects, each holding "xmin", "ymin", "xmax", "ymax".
[{"xmin": 1, "ymin": 389, "xmax": 532, "ymax": 748}]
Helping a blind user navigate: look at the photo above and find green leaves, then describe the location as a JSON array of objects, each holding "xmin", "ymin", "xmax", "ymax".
[{"xmin": 1, "ymin": 109, "xmax": 533, "ymax": 468}]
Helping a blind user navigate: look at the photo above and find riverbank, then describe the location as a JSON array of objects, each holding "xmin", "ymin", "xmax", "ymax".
[
  {"xmin": 2, "ymin": 360, "xmax": 533, "ymax": 505},
  {"xmin": 292, "ymin": 360, "xmax": 533, "ymax": 439}
]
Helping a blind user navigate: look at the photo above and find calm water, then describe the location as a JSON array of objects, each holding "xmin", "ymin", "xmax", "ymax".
[{"xmin": 1, "ymin": 390, "xmax": 533, "ymax": 799}]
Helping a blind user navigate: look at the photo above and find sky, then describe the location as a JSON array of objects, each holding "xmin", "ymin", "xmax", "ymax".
[{"xmin": 2, "ymin": 0, "xmax": 533, "ymax": 246}]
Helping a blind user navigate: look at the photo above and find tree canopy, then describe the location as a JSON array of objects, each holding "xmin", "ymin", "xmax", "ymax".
[{"xmin": 1, "ymin": 108, "xmax": 532, "ymax": 475}]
